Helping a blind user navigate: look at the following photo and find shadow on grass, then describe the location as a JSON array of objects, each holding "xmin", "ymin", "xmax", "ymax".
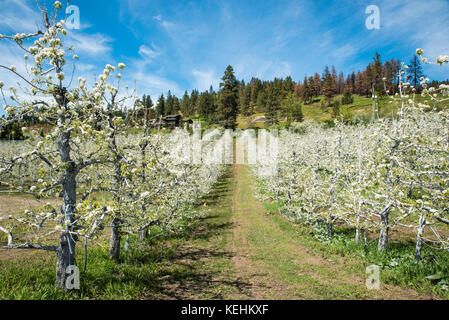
[
  {"xmin": 0, "ymin": 166, "xmax": 254, "ymax": 299},
  {"xmin": 78, "ymin": 166, "xmax": 252, "ymax": 299}
]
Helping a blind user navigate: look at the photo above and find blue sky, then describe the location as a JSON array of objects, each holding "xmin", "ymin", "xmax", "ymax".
[{"xmin": 1, "ymin": 0, "xmax": 449, "ymax": 115}]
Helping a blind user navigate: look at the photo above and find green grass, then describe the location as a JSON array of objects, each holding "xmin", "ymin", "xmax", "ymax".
[
  {"xmin": 0, "ymin": 166, "xmax": 238, "ymax": 300},
  {"xmin": 234, "ymin": 165, "xmax": 383, "ymax": 299},
  {"xmin": 262, "ymin": 201, "xmax": 449, "ymax": 299},
  {"xmin": 237, "ymin": 94, "xmax": 449, "ymax": 128}
]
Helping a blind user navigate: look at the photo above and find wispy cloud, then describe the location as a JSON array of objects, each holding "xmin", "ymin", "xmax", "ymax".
[
  {"xmin": 132, "ymin": 71, "xmax": 182, "ymax": 97},
  {"xmin": 66, "ymin": 32, "xmax": 113, "ymax": 57},
  {"xmin": 192, "ymin": 69, "xmax": 220, "ymax": 91},
  {"xmin": 0, "ymin": 0, "xmax": 41, "ymax": 33},
  {"xmin": 138, "ymin": 43, "xmax": 162, "ymax": 62},
  {"xmin": 2, "ymin": 0, "xmax": 449, "ymax": 117}
]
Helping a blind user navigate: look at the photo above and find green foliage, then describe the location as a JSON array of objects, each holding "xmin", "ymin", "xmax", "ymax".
[
  {"xmin": 264, "ymin": 86, "xmax": 280, "ymax": 126},
  {"xmin": 239, "ymin": 83, "xmax": 252, "ymax": 116},
  {"xmin": 156, "ymin": 94, "xmax": 165, "ymax": 118},
  {"xmin": 180, "ymin": 91, "xmax": 190, "ymax": 116},
  {"xmin": 261, "ymin": 199, "xmax": 449, "ymax": 299},
  {"xmin": 407, "ymin": 54, "xmax": 425, "ymax": 91},
  {"xmin": 216, "ymin": 65, "xmax": 239, "ymax": 128},
  {"xmin": 341, "ymin": 90, "xmax": 354, "ymax": 105},
  {"xmin": 338, "ymin": 107, "xmax": 354, "ymax": 124},
  {"xmin": 331, "ymin": 99, "xmax": 340, "ymax": 118},
  {"xmin": 280, "ymin": 92, "xmax": 303, "ymax": 124},
  {"xmin": 198, "ymin": 90, "xmax": 216, "ymax": 123},
  {"xmin": 165, "ymin": 90, "xmax": 175, "ymax": 115},
  {"xmin": 322, "ymin": 74, "xmax": 337, "ymax": 107},
  {"xmin": 0, "ymin": 120, "xmax": 24, "ymax": 140}
]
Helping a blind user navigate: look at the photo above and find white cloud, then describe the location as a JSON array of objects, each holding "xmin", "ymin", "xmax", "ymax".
[
  {"xmin": 235, "ymin": 55, "xmax": 292, "ymax": 81},
  {"xmin": 76, "ymin": 63, "xmax": 96, "ymax": 73},
  {"xmin": 138, "ymin": 44, "xmax": 161, "ymax": 63},
  {"xmin": 192, "ymin": 69, "xmax": 220, "ymax": 91},
  {"xmin": 132, "ymin": 71, "xmax": 182, "ymax": 98},
  {"xmin": 66, "ymin": 32, "xmax": 113, "ymax": 57},
  {"xmin": 381, "ymin": 0, "xmax": 449, "ymax": 57},
  {"xmin": 0, "ymin": 0, "xmax": 41, "ymax": 33},
  {"xmin": 0, "ymin": 42, "xmax": 32, "ymax": 89}
]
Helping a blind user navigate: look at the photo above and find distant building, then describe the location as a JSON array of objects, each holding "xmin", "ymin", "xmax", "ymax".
[
  {"xmin": 151, "ymin": 115, "xmax": 193, "ymax": 128},
  {"xmin": 162, "ymin": 115, "xmax": 181, "ymax": 127}
]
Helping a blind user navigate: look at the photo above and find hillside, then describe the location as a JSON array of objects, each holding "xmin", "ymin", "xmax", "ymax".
[{"xmin": 237, "ymin": 93, "xmax": 449, "ymax": 129}]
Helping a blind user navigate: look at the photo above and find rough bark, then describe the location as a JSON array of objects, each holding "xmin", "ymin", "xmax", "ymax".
[
  {"xmin": 55, "ymin": 128, "xmax": 78, "ymax": 289},
  {"xmin": 107, "ymin": 110, "xmax": 124, "ymax": 262},
  {"xmin": 109, "ymin": 217, "xmax": 121, "ymax": 262},
  {"xmin": 0, "ymin": 226, "xmax": 13, "ymax": 246},
  {"xmin": 355, "ymin": 214, "xmax": 361, "ymax": 244},
  {"xmin": 415, "ymin": 215, "xmax": 426, "ymax": 261},
  {"xmin": 55, "ymin": 231, "xmax": 76, "ymax": 289},
  {"xmin": 378, "ymin": 213, "xmax": 389, "ymax": 251},
  {"xmin": 326, "ymin": 222, "xmax": 333, "ymax": 238},
  {"xmin": 139, "ymin": 228, "xmax": 148, "ymax": 241}
]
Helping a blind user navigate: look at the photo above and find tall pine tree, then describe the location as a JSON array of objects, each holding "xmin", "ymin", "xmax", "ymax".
[
  {"xmin": 180, "ymin": 91, "xmax": 190, "ymax": 116},
  {"xmin": 217, "ymin": 65, "xmax": 239, "ymax": 129},
  {"xmin": 156, "ymin": 94, "xmax": 165, "ymax": 118},
  {"xmin": 407, "ymin": 54, "xmax": 425, "ymax": 92}
]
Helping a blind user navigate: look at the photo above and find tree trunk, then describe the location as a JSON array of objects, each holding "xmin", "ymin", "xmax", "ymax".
[
  {"xmin": 55, "ymin": 129, "xmax": 77, "ymax": 290},
  {"xmin": 109, "ymin": 217, "xmax": 121, "ymax": 262},
  {"xmin": 355, "ymin": 216, "xmax": 360, "ymax": 244},
  {"xmin": 415, "ymin": 215, "xmax": 426, "ymax": 261},
  {"xmin": 139, "ymin": 228, "xmax": 148, "ymax": 241},
  {"xmin": 378, "ymin": 213, "xmax": 389, "ymax": 251},
  {"xmin": 124, "ymin": 234, "xmax": 130, "ymax": 251},
  {"xmin": 326, "ymin": 222, "xmax": 333, "ymax": 238},
  {"xmin": 0, "ymin": 226, "xmax": 13, "ymax": 246},
  {"xmin": 55, "ymin": 230, "xmax": 76, "ymax": 289}
]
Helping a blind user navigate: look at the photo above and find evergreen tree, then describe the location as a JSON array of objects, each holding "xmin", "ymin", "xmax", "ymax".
[
  {"xmin": 240, "ymin": 83, "xmax": 252, "ymax": 116},
  {"xmin": 313, "ymin": 72, "xmax": 321, "ymax": 97},
  {"xmin": 407, "ymin": 54, "xmax": 425, "ymax": 92},
  {"xmin": 251, "ymin": 78, "xmax": 263, "ymax": 105},
  {"xmin": 341, "ymin": 90, "xmax": 354, "ymax": 105},
  {"xmin": 165, "ymin": 90, "xmax": 174, "ymax": 115},
  {"xmin": 190, "ymin": 89, "xmax": 199, "ymax": 116},
  {"xmin": 265, "ymin": 86, "xmax": 279, "ymax": 126},
  {"xmin": 322, "ymin": 72, "xmax": 337, "ymax": 107},
  {"xmin": 198, "ymin": 91, "xmax": 216, "ymax": 122},
  {"xmin": 180, "ymin": 91, "xmax": 190, "ymax": 116},
  {"xmin": 370, "ymin": 52, "xmax": 384, "ymax": 94},
  {"xmin": 283, "ymin": 76, "xmax": 294, "ymax": 96},
  {"xmin": 141, "ymin": 94, "xmax": 154, "ymax": 120},
  {"xmin": 280, "ymin": 92, "xmax": 303, "ymax": 123},
  {"xmin": 217, "ymin": 65, "xmax": 239, "ymax": 128},
  {"xmin": 301, "ymin": 76, "xmax": 313, "ymax": 104},
  {"xmin": 156, "ymin": 94, "xmax": 165, "ymax": 118},
  {"xmin": 173, "ymin": 96, "xmax": 180, "ymax": 114},
  {"xmin": 332, "ymin": 100, "xmax": 341, "ymax": 119},
  {"xmin": 256, "ymin": 90, "xmax": 267, "ymax": 113}
]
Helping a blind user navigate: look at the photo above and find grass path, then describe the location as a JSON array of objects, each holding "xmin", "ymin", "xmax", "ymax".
[
  {"xmin": 158, "ymin": 163, "xmax": 432, "ymax": 299},
  {"xmin": 159, "ymin": 165, "xmax": 432, "ymax": 299},
  {"xmin": 226, "ymin": 164, "xmax": 433, "ymax": 299},
  {"xmin": 0, "ymin": 163, "xmax": 434, "ymax": 299}
]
